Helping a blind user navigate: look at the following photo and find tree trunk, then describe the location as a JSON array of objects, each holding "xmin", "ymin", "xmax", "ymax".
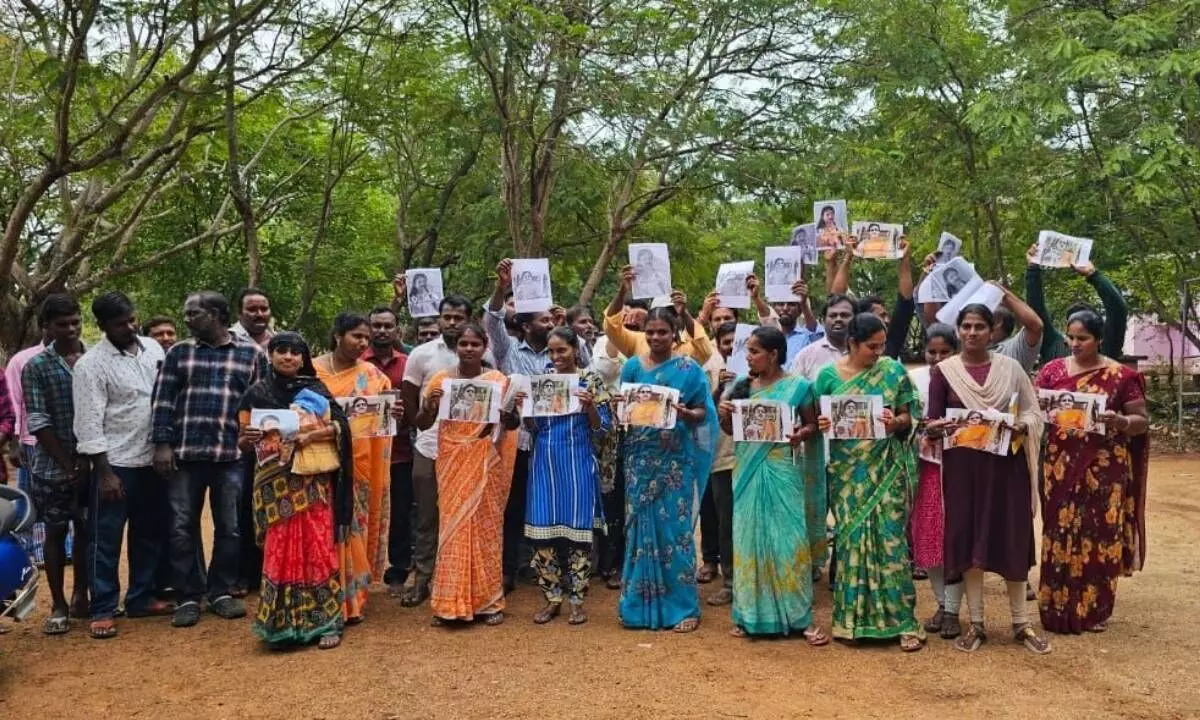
[
  {"xmin": 224, "ymin": 3, "xmax": 259, "ymax": 286},
  {"xmin": 579, "ymin": 224, "xmax": 625, "ymax": 307}
]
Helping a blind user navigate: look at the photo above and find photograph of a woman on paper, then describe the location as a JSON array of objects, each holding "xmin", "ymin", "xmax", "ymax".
[
  {"xmin": 858, "ymin": 223, "xmax": 895, "ymax": 259},
  {"xmin": 816, "ymin": 204, "xmax": 843, "ymax": 250},
  {"xmin": 625, "ymin": 384, "xmax": 664, "ymax": 427},
  {"xmin": 1049, "ymin": 392, "xmax": 1087, "ymax": 431},
  {"xmin": 767, "ymin": 257, "xmax": 794, "ymax": 286},
  {"xmin": 834, "ymin": 398, "xmax": 872, "ymax": 439},
  {"xmin": 949, "ymin": 410, "xmax": 992, "ymax": 450},
  {"xmin": 743, "ymin": 403, "xmax": 781, "ymax": 442},
  {"xmin": 533, "ymin": 378, "xmax": 567, "ymax": 415},
  {"xmin": 409, "ymin": 272, "xmax": 440, "ymax": 317},
  {"xmin": 449, "ymin": 383, "xmax": 488, "ymax": 422},
  {"xmin": 514, "ymin": 270, "xmax": 547, "ymax": 302},
  {"xmin": 633, "ymin": 249, "xmax": 671, "ymax": 298}
]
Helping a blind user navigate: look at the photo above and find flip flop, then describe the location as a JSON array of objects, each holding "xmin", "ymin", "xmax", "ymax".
[
  {"xmin": 89, "ymin": 619, "xmax": 118, "ymax": 640},
  {"xmin": 42, "ymin": 615, "xmax": 70, "ymax": 635}
]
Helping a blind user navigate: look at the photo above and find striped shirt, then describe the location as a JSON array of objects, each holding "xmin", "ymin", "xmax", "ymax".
[
  {"xmin": 151, "ymin": 335, "xmax": 267, "ymax": 463},
  {"xmin": 22, "ymin": 343, "xmax": 83, "ymax": 481}
]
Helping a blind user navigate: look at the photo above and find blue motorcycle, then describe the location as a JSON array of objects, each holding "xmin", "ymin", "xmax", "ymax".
[{"xmin": 0, "ymin": 485, "xmax": 39, "ymax": 623}]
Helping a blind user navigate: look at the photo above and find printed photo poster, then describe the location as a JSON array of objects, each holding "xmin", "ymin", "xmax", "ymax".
[
  {"xmin": 250, "ymin": 409, "xmax": 300, "ymax": 467},
  {"xmin": 628, "ymin": 243, "xmax": 673, "ymax": 300},
  {"xmin": 942, "ymin": 408, "xmax": 1013, "ymax": 456},
  {"xmin": 918, "ymin": 257, "xmax": 978, "ymax": 304},
  {"xmin": 716, "ymin": 261, "xmax": 755, "ymax": 309},
  {"xmin": 820, "ymin": 394, "xmax": 887, "ymax": 440},
  {"xmin": 789, "ymin": 223, "xmax": 819, "ymax": 265},
  {"xmin": 732, "ymin": 399, "xmax": 794, "ymax": 443},
  {"xmin": 1034, "ymin": 230, "xmax": 1093, "ymax": 269},
  {"xmin": 618, "ymin": 383, "xmax": 680, "ymax": 429},
  {"xmin": 935, "ymin": 277, "xmax": 1004, "ymax": 326},
  {"xmin": 405, "ymin": 268, "xmax": 444, "ymax": 318},
  {"xmin": 1038, "ymin": 389, "xmax": 1108, "ymax": 435},
  {"xmin": 336, "ymin": 394, "xmax": 397, "ymax": 438},
  {"xmin": 813, "ymin": 200, "xmax": 849, "ymax": 251},
  {"xmin": 438, "ymin": 378, "xmax": 503, "ymax": 424},
  {"xmin": 935, "ymin": 232, "xmax": 963, "ymax": 265},
  {"xmin": 725, "ymin": 323, "xmax": 756, "ymax": 376},
  {"xmin": 765, "ymin": 246, "xmax": 804, "ymax": 302},
  {"xmin": 529, "ymin": 373, "xmax": 581, "ymax": 417},
  {"xmin": 851, "ymin": 221, "xmax": 904, "ymax": 260},
  {"xmin": 511, "ymin": 258, "xmax": 553, "ymax": 313}
]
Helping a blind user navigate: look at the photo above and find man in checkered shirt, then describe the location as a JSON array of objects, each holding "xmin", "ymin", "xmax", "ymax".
[{"xmin": 151, "ymin": 291, "xmax": 267, "ymax": 628}]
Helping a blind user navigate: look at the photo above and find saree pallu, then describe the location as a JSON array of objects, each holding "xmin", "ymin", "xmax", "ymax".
[
  {"xmin": 251, "ymin": 460, "xmax": 344, "ymax": 644},
  {"xmin": 813, "ymin": 358, "xmax": 921, "ymax": 640},
  {"xmin": 427, "ymin": 369, "xmax": 518, "ymax": 620},
  {"xmin": 618, "ymin": 356, "xmax": 717, "ymax": 629},
  {"xmin": 316, "ymin": 358, "xmax": 393, "ymax": 618},
  {"xmin": 1035, "ymin": 359, "xmax": 1148, "ymax": 633},
  {"xmin": 731, "ymin": 376, "xmax": 824, "ymax": 635}
]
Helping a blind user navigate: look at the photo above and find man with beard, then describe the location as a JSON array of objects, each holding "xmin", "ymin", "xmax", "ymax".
[
  {"xmin": 362, "ymin": 306, "xmax": 413, "ymax": 596},
  {"xmin": 788, "ymin": 294, "xmax": 856, "ymax": 381},
  {"xmin": 230, "ymin": 288, "xmax": 274, "ymax": 349},
  {"xmin": 398, "ymin": 293, "xmax": 495, "ymax": 607},
  {"xmin": 484, "ymin": 259, "xmax": 592, "ymax": 592}
]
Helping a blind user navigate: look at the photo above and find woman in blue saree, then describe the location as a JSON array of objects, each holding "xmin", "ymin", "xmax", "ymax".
[
  {"xmin": 814, "ymin": 313, "xmax": 924, "ymax": 652},
  {"xmin": 718, "ymin": 327, "xmax": 829, "ymax": 644},
  {"xmin": 618, "ymin": 306, "xmax": 717, "ymax": 633}
]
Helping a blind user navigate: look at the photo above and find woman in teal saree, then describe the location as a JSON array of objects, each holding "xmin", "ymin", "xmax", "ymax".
[
  {"xmin": 718, "ymin": 327, "xmax": 829, "ymax": 644},
  {"xmin": 814, "ymin": 313, "xmax": 924, "ymax": 651},
  {"xmin": 618, "ymin": 306, "xmax": 718, "ymax": 633}
]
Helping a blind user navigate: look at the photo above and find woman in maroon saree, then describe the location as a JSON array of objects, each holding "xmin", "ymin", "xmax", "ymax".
[{"xmin": 1035, "ymin": 310, "xmax": 1149, "ymax": 634}]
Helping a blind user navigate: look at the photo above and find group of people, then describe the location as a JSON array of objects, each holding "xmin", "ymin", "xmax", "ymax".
[{"xmin": 0, "ymin": 233, "xmax": 1148, "ymax": 654}]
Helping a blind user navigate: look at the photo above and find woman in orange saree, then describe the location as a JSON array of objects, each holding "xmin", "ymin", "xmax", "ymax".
[
  {"xmin": 415, "ymin": 323, "xmax": 521, "ymax": 626},
  {"xmin": 315, "ymin": 313, "xmax": 393, "ymax": 622}
]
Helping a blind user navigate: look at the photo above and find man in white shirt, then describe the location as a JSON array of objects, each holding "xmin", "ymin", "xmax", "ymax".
[
  {"xmin": 73, "ymin": 291, "xmax": 171, "ymax": 638},
  {"xmin": 789, "ymin": 294, "xmax": 855, "ymax": 380},
  {"xmin": 398, "ymin": 293, "xmax": 495, "ymax": 607}
]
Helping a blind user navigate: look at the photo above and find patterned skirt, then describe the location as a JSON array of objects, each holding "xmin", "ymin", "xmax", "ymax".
[{"xmin": 253, "ymin": 492, "xmax": 344, "ymax": 645}]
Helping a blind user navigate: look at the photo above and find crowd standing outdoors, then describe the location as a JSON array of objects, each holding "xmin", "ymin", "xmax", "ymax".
[{"xmin": 0, "ymin": 232, "xmax": 1150, "ymax": 655}]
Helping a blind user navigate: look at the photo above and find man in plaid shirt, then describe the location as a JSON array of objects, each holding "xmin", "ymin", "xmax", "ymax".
[
  {"xmin": 20, "ymin": 294, "xmax": 89, "ymax": 634},
  {"xmin": 152, "ymin": 290, "xmax": 267, "ymax": 628}
]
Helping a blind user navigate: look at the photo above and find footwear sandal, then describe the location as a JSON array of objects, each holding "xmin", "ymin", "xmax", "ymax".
[
  {"xmin": 803, "ymin": 626, "xmax": 831, "ymax": 647},
  {"xmin": 899, "ymin": 633, "xmax": 925, "ymax": 652},
  {"xmin": 1083, "ymin": 622, "xmax": 1107, "ymax": 633},
  {"xmin": 940, "ymin": 614, "xmax": 962, "ymax": 640},
  {"xmin": 673, "ymin": 617, "xmax": 700, "ymax": 633},
  {"xmin": 953, "ymin": 622, "xmax": 986, "ymax": 653},
  {"xmin": 567, "ymin": 607, "xmax": 588, "ymax": 625},
  {"xmin": 89, "ymin": 619, "xmax": 118, "ymax": 640},
  {"xmin": 1013, "ymin": 624, "xmax": 1051, "ymax": 655},
  {"xmin": 729, "ymin": 626, "xmax": 747, "ymax": 638},
  {"xmin": 317, "ymin": 633, "xmax": 342, "ymax": 650},
  {"xmin": 127, "ymin": 599, "xmax": 174, "ymax": 618},
  {"xmin": 533, "ymin": 604, "xmax": 561, "ymax": 624},
  {"xmin": 605, "ymin": 575, "xmax": 622, "ymax": 590},
  {"xmin": 430, "ymin": 616, "xmax": 446, "ymax": 627},
  {"xmin": 923, "ymin": 606, "xmax": 945, "ymax": 633},
  {"xmin": 696, "ymin": 565, "xmax": 716, "ymax": 584},
  {"xmin": 42, "ymin": 615, "xmax": 71, "ymax": 635},
  {"xmin": 483, "ymin": 612, "xmax": 505, "ymax": 626}
]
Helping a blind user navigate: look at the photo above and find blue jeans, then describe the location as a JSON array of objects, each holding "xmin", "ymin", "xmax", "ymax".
[
  {"xmin": 89, "ymin": 466, "xmax": 168, "ymax": 619},
  {"xmin": 167, "ymin": 461, "xmax": 242, "ymax": 604}
]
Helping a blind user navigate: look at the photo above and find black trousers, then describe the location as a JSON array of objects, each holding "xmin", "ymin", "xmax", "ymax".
[
  {"xmin": 709, "ymin": 469, "xmax": 733, "ymax": 587},
  {"xmin": 598, "ymin": 455, "xmax": 625, "ymax": 578},
  {"xmin": 385, "ymin": 461, "xmax": 414, "ymax": 585},
  {"xmin": 502, "ymin": 449, "xmax": 530, "ymax": 579},
  {"xmin": 236, "ymin": 455, "xmax": 262, "ymax": 593},
  {"xmin": 699, "ymin": 481, "xmax": 721, "ymax": 565}
]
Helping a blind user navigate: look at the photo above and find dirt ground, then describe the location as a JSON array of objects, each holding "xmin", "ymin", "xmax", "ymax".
[{"xmin": 1, "ymin": 455, "xmax": 1197, "ymax": 720}]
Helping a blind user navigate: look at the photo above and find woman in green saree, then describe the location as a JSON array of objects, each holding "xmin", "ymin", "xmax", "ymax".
[
  {"xmin": 718, "ymin": 327, "xmax": 829, "ymax": 644},
  {"xmin": 815, "ymin": 313, "xmax": 924, "ymax": 651}
]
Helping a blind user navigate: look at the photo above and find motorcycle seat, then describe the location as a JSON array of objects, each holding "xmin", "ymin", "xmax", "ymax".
[{"xmin": 0, "ymin": 497, "xmax": 20, "ymax": 536}]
